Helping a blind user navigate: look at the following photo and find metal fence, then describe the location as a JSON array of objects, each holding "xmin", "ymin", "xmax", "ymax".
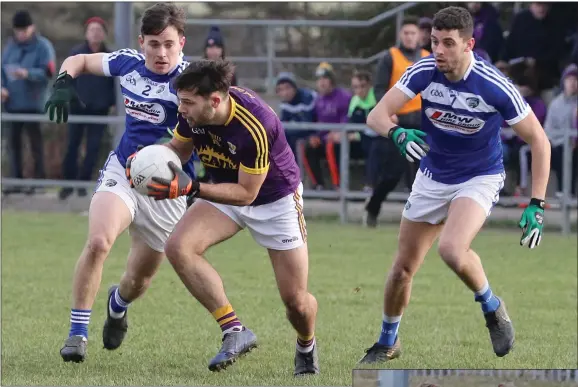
[
  {"xmin": 184, "ymin": 3, "xmax": 418, "ymax": 94},
  {"xmin": 1, "ymin": 112, "xmax": 576, "ymax": 234},
  {"xmin": 375, "ymin": 369, "xmax": 578, "ymax": 386},
  {"xmin": 106, "ymin": 3, "xmax": 419, "ymax": 93}
]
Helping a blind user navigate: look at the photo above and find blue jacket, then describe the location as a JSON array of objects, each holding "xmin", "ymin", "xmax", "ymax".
[
  {"xmin": 1, "ymin": 34, "xmax": 56, "ymax": 113},
  {"xmin": 279, "ymin": 87, "xmax": 317, "ymax": 124},
  {"xmin": 69, "ymin": 41, "xmax": 116, "ymax": 113}
]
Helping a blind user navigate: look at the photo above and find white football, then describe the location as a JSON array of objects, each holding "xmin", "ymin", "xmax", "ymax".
[{"xmin": 129, "ymin": 144, "xmax": 182, "ymax": 196}]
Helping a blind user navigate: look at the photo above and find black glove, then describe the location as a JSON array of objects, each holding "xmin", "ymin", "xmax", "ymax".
[{"xmin": 44, "ymin": 71, "xmax": 85, "ymax": 124}]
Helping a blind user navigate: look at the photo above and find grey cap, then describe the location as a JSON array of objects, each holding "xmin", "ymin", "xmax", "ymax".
[{"xmin": 276, "ymin": 71, "xmax": 297, "ymax": 88}]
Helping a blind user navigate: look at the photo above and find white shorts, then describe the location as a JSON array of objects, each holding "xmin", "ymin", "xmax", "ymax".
[
  {"xmin": 94, "ymin": 152, "xmax": 187, "ymax": 252},
  {"xmin": 402, "ymin": 169, "xmax": 505, "ymax": 225},
  {"xmin": 200, "ymin": 183, "xmax": 307, "ymax": 251}
]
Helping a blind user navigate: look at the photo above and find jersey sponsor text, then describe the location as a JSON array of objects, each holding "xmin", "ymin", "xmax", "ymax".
[{"xmin": 426, "ymin": 108, "xmax": 485, "ymax": 134}]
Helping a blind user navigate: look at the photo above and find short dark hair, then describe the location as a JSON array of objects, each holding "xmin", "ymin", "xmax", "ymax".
[
  {"xmin": 352, "ymin": 70, "xmax": 372, "ymax": 83},
  {"xmin": 140, "ymin": 3, "xmax": 186, "ymax": 36},
  {"xmin": 401, "ymin": 16, "xmax": 419, "ymax": 28},
  {"xmin": 173, "ymin": 60, "xmax": 235, "ymax": 97},
  {"xmin": 432, "ymin": 6, "xmax": 474, "ymax": 38}
]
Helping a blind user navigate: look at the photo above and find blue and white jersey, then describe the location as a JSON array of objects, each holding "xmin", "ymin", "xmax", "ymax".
[
  {"xmin": 101, "ymin": 49, "xmax": 196, "ymax": 179},
  {"xmin": 395, "ymin": 51, "xmax": 530, "ymax": 184}
]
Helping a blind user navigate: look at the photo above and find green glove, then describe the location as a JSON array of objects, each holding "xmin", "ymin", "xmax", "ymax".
[
  {"xmin": 518, "ymin": 198, "xmax": 545, "ymax": 249},
  {"xmin": 44, "ymin": 71, "xmax": 84, "ymax": 124},
  {"xmin": 388, "ymin": 126, "xmax": 430, "ymax": 162}
]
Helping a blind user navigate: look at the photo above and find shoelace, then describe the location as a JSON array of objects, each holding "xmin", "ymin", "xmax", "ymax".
[
  {"xmin": 364, "ymin": 343, "xmax": 392, "ymax": 359},
  {"xmin": 300, "ymin": 351, "xmax": 314, "ymax": 366}
]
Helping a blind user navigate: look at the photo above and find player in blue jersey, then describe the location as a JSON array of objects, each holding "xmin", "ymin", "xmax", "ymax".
[
  {"xmin": 43, "ymin": 3, "xmax": 194, "ymax": 363},
  {"xmin": 358, "ymin": 6, "xmax": 551, "ymax": 364}
]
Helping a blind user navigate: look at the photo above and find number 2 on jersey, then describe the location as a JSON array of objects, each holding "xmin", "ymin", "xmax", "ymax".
[{"xmin": 143, "ymin": 85, "xmax": 152, "ymax": 96}]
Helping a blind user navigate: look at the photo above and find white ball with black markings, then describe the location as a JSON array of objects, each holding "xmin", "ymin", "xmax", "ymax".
[{"xmin": 128, "ymin": 144, "xmax": 181, "ymax": 196}]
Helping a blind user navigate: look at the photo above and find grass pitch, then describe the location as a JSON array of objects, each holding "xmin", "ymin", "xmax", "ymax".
[{"xmin": 1, "ymin": 211, "xmax": 576, "ymax": 386}]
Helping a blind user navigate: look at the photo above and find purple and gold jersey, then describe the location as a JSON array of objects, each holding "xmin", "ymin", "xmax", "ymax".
[{"xmin": 174, "ymin": 86, "xmax": 301, "ymax": 206}]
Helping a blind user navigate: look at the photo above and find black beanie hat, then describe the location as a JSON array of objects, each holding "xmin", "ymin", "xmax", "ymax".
[
  {"xmin": 205, "ymin": 26, "xmax": 224, "ymax": 48},
  {"xmin": 13, "ymin": 10, "xmax": 33, "ymax": 29}
]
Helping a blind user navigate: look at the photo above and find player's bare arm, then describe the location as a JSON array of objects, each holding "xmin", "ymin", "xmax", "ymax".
[
  {"xmin": 198, "ymin": 169, "xmax": 268, "ymax": 206},
  {"xmin": 368, "ymin": 86, "xmax": 429, "ymax": 162},
  {"xmin": 510, "ymin": 111, "xmax": 550, "ymax": 249},
  {"xmin": 58, "ymin": 53, "xmax": 107, "ymax": 78},
  {"xmin": 145, "ymin": 143, "xmax": 269, "ymax": 206},
  {"xmin": 366, "ymin": 87, "xmax": 412, "ymax": 137},
  {"xmin": 146, "ymin": 159, "xmax": 268, "ymax": 206},
  {"xmin": 166, "ymin": 132, "xmax": 195, "ymax": 163},
  {"xmin": 510, "ymin": 112, "xmax": 551, "ymax": 200}
]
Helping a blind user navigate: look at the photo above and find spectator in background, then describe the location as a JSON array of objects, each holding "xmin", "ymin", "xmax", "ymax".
[
  {"xmin": 347, "ymin": 70, "xmax": 379, "ymax": 191},
  {"xmin": 59, "ymin": 17, "xmax": 116, "ymax": 200},
  {"xmin": 498, "ymin": 2, "xmax": 567, "ymax": 93},
  {"xmin": 543, "ymin": 64, "xmax": 578, "ymax": 197},
  {"xmin": 518, "ymin": 76, "xmax": 548, "ymax": 126},
  {"xmin": 363, "ymin": 17, "xmax": 429, "ymax": 228},
  {"xmin": 275, "ymin": 71, "xmax": 317, "ymax": 155},
  {"xmin": 303, "ymin": 62, "xmax": 351, "ymax": 190},
  {"xmin": 1, "ymin": 10, "xmax": 55, "ymax": 195},
  {"xmin": 467, "ymin": 2, "xmax": 504, "ymax": 63},
  {"xmin": 495, "ymin": 60, "xmax": 510, "ymax": 78},
  {"xmin": 203, "ymin": 26, "xmax": 237, "ymax": 86},
  {"xmin": 418, "ymin": 17, "xmax": 432, "ymax": 51},
  {"xmin": 320, "ymin": 70, "xmax": 369, "ymax": 189},
  {"xmin": 571, "ymin": 28, "xmax": 578, "ymax": 66}
]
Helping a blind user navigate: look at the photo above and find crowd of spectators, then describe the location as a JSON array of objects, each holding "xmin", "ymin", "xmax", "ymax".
[
  {"xmin": 1, "ymin": 10, "xmax": 235, "ymax": 198},
  {"xmin": 2, "ymin": 4, "xmax": 577, "ymax": 210},
  {"xmin": 275, "ymin": 2, "xmax": 578, "ymax": 222}
]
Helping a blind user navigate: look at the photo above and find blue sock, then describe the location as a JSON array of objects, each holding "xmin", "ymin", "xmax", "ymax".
[
  {"xmin": 109, "ymin": 288, "xmax": 130, "ymax": 318},
  {"xmin": 475, "ymin": 282, "xmax": 501, "ymax": 314},
  {"xmin": 69, "ymin": 309, "xmax": 91, "ymax": 338},
  {"xmin": 378, "ymin": 314, "xmax": 402, "ymax": 347}
]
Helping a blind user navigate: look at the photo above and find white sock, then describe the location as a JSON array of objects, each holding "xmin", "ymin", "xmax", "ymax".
[
  {"xmin": 222, "ymin": 325, "xmax": 243, "ymax": 336},
  {"xmin": 296, "ymin": 337, "xmax": 315, "ymax": 353},
  {"xmin": 108, "ymin": 288, "xmax": 128, "ymax": 319}
]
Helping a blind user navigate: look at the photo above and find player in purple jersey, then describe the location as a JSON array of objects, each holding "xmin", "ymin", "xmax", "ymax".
[
  {"xmin": 127, "ymin": 60, "xmax": 320, "ymax": 376},
  {"xmin": 357, "ymin": 7, "xmax": 551, "ymax": 364},
  {"xmin": 44, "ymin": 3, "xmax": 193, "ymax": 363}
]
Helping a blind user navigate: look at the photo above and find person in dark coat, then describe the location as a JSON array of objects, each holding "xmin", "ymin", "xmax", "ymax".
[
  {"xmin": 467, "ymin": 2, "xmax": 504, "ymax": 63},
  {"xmin": 59, "ymin": 16, "xmax": 116, "ymax": 200},
  {"xmin": 203, "ymin": 26, "xmax": 238, "ymax": 86}
]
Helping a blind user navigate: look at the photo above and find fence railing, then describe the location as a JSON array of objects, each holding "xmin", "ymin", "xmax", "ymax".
[
  {"xmin": 184, "ymin": 3, "xmax": 418, "ymax": 93},
  {"xmin": 1, "ymin": 113, "xmax": 576, "ymax": 234},
  {"xmin": 372, "ymin": 369, "xmax": 578, "ymax": 386}
]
